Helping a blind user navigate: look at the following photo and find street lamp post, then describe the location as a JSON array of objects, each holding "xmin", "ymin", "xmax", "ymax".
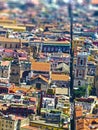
[{"xmin": 68, "ymin": 1, "xmax": 76, "ymax": 130}]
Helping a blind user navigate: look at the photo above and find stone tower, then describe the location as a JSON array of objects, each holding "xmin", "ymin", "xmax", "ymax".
[
  {"xmin": 74, "ymin": 52, "xmax": 88, "ymax": 87},
  {"xmin": 10, "ymin": 53, "xmax": 20, "ymax": 85}
]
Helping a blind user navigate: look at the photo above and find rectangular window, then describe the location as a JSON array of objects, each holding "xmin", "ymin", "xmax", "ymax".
[
  {"xmin": 36, "ymin": 83, "xmax": 41, "ymax": 90},
  {"xmin": 55, "ymin": 47, "xmax": 58, "ymax": 52},
  {"xmin": 51, "ymin": 47, "xmax": 54, "ymax": 52},
  {"xmin": 63, "ymin": 47, "xmax": 65, "ymax": 52},
  {"xmin": 43, "ymin": 47, "xmax": 46, "ymax": 51},
  {"xmin": 5, "ymin": 44, "xmax": 7, "ymax": 48},
  {"xmin": 47, "ymin": 47, "xmax": 50, "ymax": 52}
]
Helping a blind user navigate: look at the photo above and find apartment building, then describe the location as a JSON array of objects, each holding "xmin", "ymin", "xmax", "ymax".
[{"xmin": 0, "ymin": 114, "xmax": 29, "ymax": 130}]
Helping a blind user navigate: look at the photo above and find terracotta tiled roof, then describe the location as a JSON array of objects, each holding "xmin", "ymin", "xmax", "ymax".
[
  {"xmin": 51, "ymin": 73, "xmax": 70, "ymax": 81},
  {"xmin": 75, "ymin": 106, "xmax": 83, "ymax": 118},
  {"xmin": 26, "ymin": 87, "xmax": 35, "ymax": 93},
  {"xmin": 77, "ymin": 116, "xmax": 98, "ymax": 130},
  {"xmin": 91, "ymin": 0, "xmax": 98, "ymax": 4},
  {"xmin": 10, "ymin": 86, "xmax": 28, "ymax": 93},
  {"xmin": 31, "ymin": 61, "xmax": 50, "ymax": 72},
  {"xmin": 31, "ymin": 75, "xmax": 49, "ymax": 83},
  {"xmin": 10, "ymin": 85, "xmax": 36, "ymax": 93}
]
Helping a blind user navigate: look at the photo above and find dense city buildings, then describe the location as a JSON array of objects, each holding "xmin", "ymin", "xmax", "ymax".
[{"xmin": 0, "ymin": 0, "xmax": 98, "ymax": 130}]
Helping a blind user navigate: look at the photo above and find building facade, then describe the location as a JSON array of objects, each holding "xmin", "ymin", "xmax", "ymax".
[
  {"xmin": 74, "ymin": 52, "xmax": 88, "ymax": 87},
  {"xmin": 0, "ymin": 115, "xmax": 29, "ymax": 130},
  {"xmin": 10, "ymin": 57, "xmax": 20, "ymax": 85},
  {"xmin": 95, "ymin": 64, "xmax": 98, "ymax": 97},
  {"xmin": 42, "ymin": 41, "xmax": 70, "ymax": 53},
  {"xmin": 0, "ymin": 61, "xmax": 11, "ymax": 83}
]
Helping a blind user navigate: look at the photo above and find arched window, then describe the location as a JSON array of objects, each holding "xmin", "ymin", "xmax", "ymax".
[
  {"xmin": 80, "ymin": 59, "xmax": 83, "ymax": 65},
  {"xmin": 78, "ymin": 70, "xmax": 83, "ymax": 77},
  {"xmin": 78, "ymin": 81, "xmax": 81, "ymax": 86},
  {"xmin": 51, "ymin": 47, "xmax": 54, "ymax": 52}
]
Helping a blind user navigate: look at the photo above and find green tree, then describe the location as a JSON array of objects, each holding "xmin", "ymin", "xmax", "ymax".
[
  {"xmin": 3, "ymin": 57, "xmax": 13, "ymax": 61},
  {"xmin": 47, "ymin": 88, "xmax": 55, "ymax": 95},
  {"xmin": 88, "ymin": 85, "xmax": 92, "ymax": 95},
  {"xmin": 74, "ymin": 85, "xmax": 87, "ymax": 98}
]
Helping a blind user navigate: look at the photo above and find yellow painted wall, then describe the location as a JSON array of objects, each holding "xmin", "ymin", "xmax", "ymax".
[{"xmin": 30, "ymin": 122, "xmax": 67, "ymax": 130}]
